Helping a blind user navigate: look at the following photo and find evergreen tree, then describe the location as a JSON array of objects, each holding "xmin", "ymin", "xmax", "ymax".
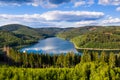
[
  {"xmin": 81, "ymin": 50, "xmax": 91, "ymax": 63},
  {"xmin": 100, "ymin": 51, "xmax": 108, "ymax": 63},
  {"xmin": 109, "ymin": 52, "xmax": 116, "ymax": 68}
]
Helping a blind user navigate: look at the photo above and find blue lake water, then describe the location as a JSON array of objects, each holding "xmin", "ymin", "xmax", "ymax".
[{"xmin": 20, "ymin": 37, "xmax": 79, "ymax": 54}]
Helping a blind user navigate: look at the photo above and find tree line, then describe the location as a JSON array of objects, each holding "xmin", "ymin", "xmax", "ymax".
[
  {"xmin": 0, "ymin": 50, "xmax": 120, "ymax": 80},
  {"xmin": 1, "ymin": 48, "xmax": 120, "ymax": 68},
  {"xmin": 1, "ymin": 48, "xmax": 81, "ymax": 68}
]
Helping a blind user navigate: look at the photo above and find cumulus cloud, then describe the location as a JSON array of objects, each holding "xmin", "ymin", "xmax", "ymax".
[
  {"xmin": 0, "ymin": 0, "xmax": 32, "ymax": 6},
  {"xmin": 1, "ymin": 0, "xmax": 120, "ymax": 8},
  {"xmin": 0, "ymin": 0, "xmax": 94, "ymax": 8},
  {"xmin": 74, "ymin": 1, "xmax": 86, "ymax": 7},
  {"xmin": 41, "ymin": 11, "xmax": 104, "ymax": 22},
  {"xmin": 0, "ymin": 10, "xmax": 105, "ymax": 27},
  {"xmin": 99, "ymin": 0, "xmax": 120, "ymax": 5},
  {"xmin": 0, "ymin": 14, "xmax": 45, "ymax": 22},
  {"xmin": 102, "ymin": 17, "xmax": 120, "ymax": 24},
  {"xmin": 116, "ymin": 7, "xmax": 120, "ymax": 11},
  {"xmin": 74, "ymin": 0, "xmax": 94, "ymax": 7},
  {"xmin": 75, "ymin": 20, "xmax": 96, "ymax": 26},
  {"xmin": 0, "ymin": 14, "xmax": 55, "ymax": 27},
  {"xmin": 0, "ymin": 11, "xmax": 104, "ymax": 23},
  {"xmin": 0, "ymin": 0, "xmax": 72, "ymax": 7}
]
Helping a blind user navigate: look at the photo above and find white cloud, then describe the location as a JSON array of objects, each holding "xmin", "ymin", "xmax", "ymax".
[
  {"xmin": 0, "ymin": 11, "xmax": 104, "ymax": 22},
  {"xmin": 0, "ymin": 0, "xmax": 71, "ymax": 8},
  {"xmin": 0, "ymin": 14, "xmax": 54, "ymax": 27},
  {"xmin": 31, "ymin": 0, "xmax": 58, "ymax": 8},
  {"xmin": 0, "ymin": 0, "xmax": 95, "ymax": 8},
  {"xmin": 75, "ymin": 20, "xmax": 96, "ymax": 26},
  {"xmin": 98, "ymin": 0, "xmax": 109, "ymax": 5},
  {"xmin": 74, "ymin": 1, "xmax": 86, "ymax": 7},
  {"xmin": 41, "ymin": 11, "xmax": 104, "ymax": 21},
  {"xmin": 0, "ymin": 14, "xmax": 45, "ymax": 22},
  {"xmin": 99, "ymin": 0, "xmax": 120, "ymax": 5},
  {"xmin": 74, "ymin": 0, "xmax": 94, "ymax": 7},
  {"xmin": 102, "ymin": 17, "xmax": 120, "ymax": 24},
  {"xmin": 87, "ymin": 0, "xmax": 94, "ymax": 5},
  {"xmin": 0, "ymin": 10, "xmax": 105, "ymax": 27},
  {"xmin": 116, "ymin": 7, "xmax": 120, "ymax": 11}
]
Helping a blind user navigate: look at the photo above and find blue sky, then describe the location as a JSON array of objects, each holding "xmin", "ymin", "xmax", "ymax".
[{"xmin": 0, "ymin": 0, "xmax": 120, "ymax": 28}]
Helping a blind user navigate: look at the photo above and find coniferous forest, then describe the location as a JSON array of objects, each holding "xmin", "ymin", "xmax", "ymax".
[
  {"xmin": 0, "ymin": 49, "xmax": 120, "ymax": 80},
  {"xmin": 0, "ymin": 24, "xmax": 120, "ymax": 80}
]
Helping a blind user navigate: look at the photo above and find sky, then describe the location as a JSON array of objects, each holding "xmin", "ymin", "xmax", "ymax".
[{"xmin": 0, "ymin": 0, "xmax": 120, "ymax": 28}]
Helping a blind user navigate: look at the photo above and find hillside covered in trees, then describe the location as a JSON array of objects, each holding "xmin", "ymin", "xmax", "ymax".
[
  {"xmin": 57, "ymin": 26, "xmax": 120, "ymax": 40},
  {"xmin": 0, "ymin": 30, "xmax": 40, "ymax": 48},
  {"xmin": 58, "ymin": 26, "xmax": 120, "ymax": 49},
  {"xmin": 1, "ymin": 24, "xmax": 120, "ymax": 49},
  {"xmin": 0, "ymin": 24, "xmax": 71, "ymax": 48},
  {"xmin": 71, "ymin": 31, "xmax": 120, "ymax": 49}
]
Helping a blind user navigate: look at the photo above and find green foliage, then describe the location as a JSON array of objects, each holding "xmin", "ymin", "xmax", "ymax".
[
  {"xmin": 0, "ymin": 31, "xmax": 23, "ymax": 47},
  {"xmin": 0, "ymin": 24, "xmax": 72, "ymax": 48},
  {"xmin": 0, "ymin": 24, "xmax": 42, "ymax": 39},
  {"xmin": 1, "ymin": 61, "xmax": 120, "ymax": 80},
  {"xmin": 1, "ymin": 50, "xmax": 120, "ymax": 80},
  {"xmin": 0, "ymin": 24, "xmax": 120, "ymax": 79},
  {"xmin": 71, "ymin": 29, "xmax": 120, "ymax": 49},
  {"xmin": 57, "ymin": 26, "xmax": 120, "ymax": 49},
  {"xmin": 58, "ymin": 26, "xmax": 120, "ymax": 40},
  {"xmin": 35, "ymin": 27, "xmax": 70, "ymax": 38},
  {"xmin": 0, "ymin": 24, "xmax": 43, "ymax": 48},
  {"xmin": 57, "ymin": 26, "xmax": 97, "ymax": 40},
  {"xmin": 3, "ymin": 49, "xmax": 81, "ymax": 68}
]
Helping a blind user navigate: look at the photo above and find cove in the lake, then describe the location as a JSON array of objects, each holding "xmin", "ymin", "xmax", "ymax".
[{"xmin": 20, "ymin": 37, "xmax": 79, "ymax": 54}]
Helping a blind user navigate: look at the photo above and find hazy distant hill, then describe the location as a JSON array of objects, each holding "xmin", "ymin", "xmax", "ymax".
[{"xmin": 35, "ymin": 27, "xmax": 72, "ymax": 38}]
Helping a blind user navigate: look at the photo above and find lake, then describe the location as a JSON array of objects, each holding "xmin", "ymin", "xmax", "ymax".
[{"xmin": 20, "ymin": 37, "xmax": 79, "ymax": 54}]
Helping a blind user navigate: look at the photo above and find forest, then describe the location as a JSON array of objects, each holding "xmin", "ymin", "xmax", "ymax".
[
  {"xmin": 0, "ymin": 24, "xmax": 120, "ymax": 80},
  {"xmin": 58, "ymin": 26, "xmax": 120, "ymax": 49},
  {"xmin": 71, "ymin": 31, "xmax": 120, "ymax": 49},
  {"xmin": 0, "ymin": 49, "xmax": 120, "ymax": 80}
]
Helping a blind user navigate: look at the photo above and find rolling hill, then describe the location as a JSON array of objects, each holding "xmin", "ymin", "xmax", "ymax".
[
  {"xmin": 35, "ymin": 27, "xmax": 72, "ymax": 38},
  {"xmin": 0, "ymin": 24, "xmax": 71, "ymax": 48},
  {"xmin": 57, "ymin": 26, "xmax": 99, "ymax": 40},
  {"xmin": 0, "ymin": 31, "xmax": 23, "ymax": 47},
  {"xmin": 70, "ymin": 26, "xmax": 120, "ymax": 49},
  {"xmin": 0, "ymin": 24, "xmax": 43, "ymax": 39},
  {"xmin": 0, "ymin": 24, "xmax": 120, "ymax": 49},
  {"xmin": 0, "ymin": 24, "xmax": 71, "ymax": 39}
]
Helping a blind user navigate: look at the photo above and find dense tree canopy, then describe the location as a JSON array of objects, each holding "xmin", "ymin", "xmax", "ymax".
[
  {"xmin": 71, "ymin": 31, "xmax": 120, "ymax": 49},
  {"xmin": 0, "ymin": 49, "xmax": 120, "ymax": 80}
]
